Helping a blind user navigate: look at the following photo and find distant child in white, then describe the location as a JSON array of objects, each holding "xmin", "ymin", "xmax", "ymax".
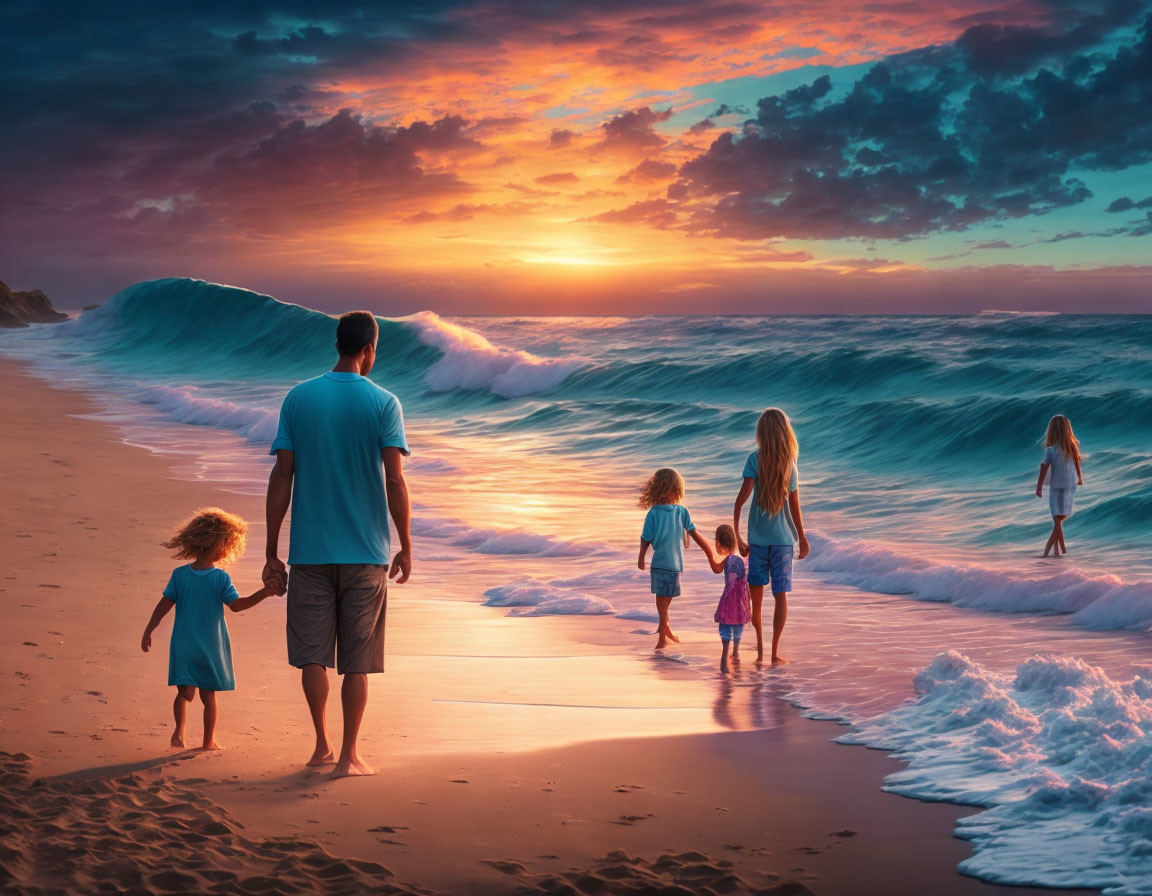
[{"xmin": 1035, "ymin": 415, "xmax": 1083, "ymax": 558}]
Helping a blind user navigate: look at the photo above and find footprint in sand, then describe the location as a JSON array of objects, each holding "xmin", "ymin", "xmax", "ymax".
[
  {"xmin": 449, "ymin": 779, "xmax": 469, "ymax": 784},
  {"xmin": 610, "ymin": 814, "xmax": 655, "ymax": 826},
  {"xmin": 481, "ymin": 859, "xmax": 528, "ymax": 875},
  {"xmin": 23, "ymin": 642, "xmax": 37, "ymax": 647},
  {"xmin": 38, "ymin": 584, "xmax": 61, "ymax": 589}
]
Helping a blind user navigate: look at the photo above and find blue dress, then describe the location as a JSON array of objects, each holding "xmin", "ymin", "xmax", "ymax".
[{"xmin": 163, "ymin": 565, "xmax": 240, "ymax": 690}]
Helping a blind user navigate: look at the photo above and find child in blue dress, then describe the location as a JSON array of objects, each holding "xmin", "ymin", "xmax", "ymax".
[
  {"xmin": 141, "ymin": 508, "xmax": 272, "ymax": 750},
  {"xmin": 637, "ymin": 467, "xmax": 715, "ymax": 650},
  {"xmin": 1035, "ymin": 414, "xmax": 1083, "ymax": 558}
]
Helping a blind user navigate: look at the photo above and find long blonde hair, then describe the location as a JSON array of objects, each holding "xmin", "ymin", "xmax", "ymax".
[
  {"xmin": 162, "ymin": 507, "xmax": 248, "ymax": 564},
  {"xmin": 638, "ymin": 467, "xmax": 686, "ymax": 508},
  {"xmin": 1043, "ymin": 415, "xmax": 1081, "ymax": 465},
  {"xmin": 754, "ymin": 408, "xmax": 798, "ymax": 515}
]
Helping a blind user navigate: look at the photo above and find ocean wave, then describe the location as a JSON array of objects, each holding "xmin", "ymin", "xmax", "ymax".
[
  {"xmin": 806, "ymin": 533, "xmax": 1152, "ymax": 630},
  {"xmin": 412, "ymin": 518, "xmax": 594, "ymax": 557},
  {"xmin": 405, "ymin": 311, "xmax": 582, "ymax": 398},
  {"xmin": 30, "ymin": 279, "xmax": 580, "ymax": 399},
  {"xmin": 134, "ymin": 383, "xmax": 279, "ymax": 443},
  {"xmin": 482, "ymin": 580, "xmax": 615, "ymax": 616},
  {"xmin": 839, "ymin": 651, "xmax": 1152, "ymax": 894}
]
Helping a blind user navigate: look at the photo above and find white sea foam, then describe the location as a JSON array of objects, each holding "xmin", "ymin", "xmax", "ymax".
[
  {"xmin": 412, "ymin": 518, "xmax": 593, "ymax": 557},
  {"xmin": 134, "ymin": 384, "xmax": 279, "ymax": 443},
  {"xmin": 839, "ymin": 651, "xmax": 1152, "ymax": 894},
  {"xmin": 406, "ymin": 311, "xmax": 581, "ymax": 398},
  {"xmin": 482, "ymin": 580, "xmax": 615, "ymax": 616},
  {"xmin": 807, "ymin": 533, "xmax": 1152, "ymax": 631}
]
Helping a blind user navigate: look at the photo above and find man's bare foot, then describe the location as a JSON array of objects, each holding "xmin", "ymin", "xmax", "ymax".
[
  {"xmin": 199, "ymin": 740, "xmax": 223, "ymax": 751},
  {"xmin": 720, "ymin": 661, "xmax": 730, "ymax": 674},
  {"xmin": 771, "ymin": 655, "xmax": 790, "ymax": 666},
  {"xmin": 171, "ymin": 731, "xmax": 185, "ymax": 748},
  {"xmin": 331, "ymin": 756, "xmax": 375, "ymax": 778},
  {"xmin": 307, "ymin": 747, "xmax": 335, "ymax": 767}
]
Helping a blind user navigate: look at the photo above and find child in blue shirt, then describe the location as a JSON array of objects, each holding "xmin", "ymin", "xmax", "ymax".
[
  {"xmin": 637, "ymin": 467, "xmax": 715, "ymax": 650},
  {"xmin": 141, "ymin": 508, "xmax": 272, "ymax": 750}
]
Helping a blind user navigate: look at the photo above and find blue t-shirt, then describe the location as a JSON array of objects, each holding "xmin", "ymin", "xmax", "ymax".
[
  {"xmin": 270, "ymin": 372, "xmax": 410, "ymax": 565},
  {"xmin": 1043, "ymin": 445, "xmax": 1078, "ymax": 489},
  {"xmin": 742, "ymin": 451, "xmax": 798, "ymax": 546},
  {"xmin": 641, "ymin": 504, "xmax": 696, "ymax": 572},
  {"xmin": 164, "ymin": 565, "xmax": 240, "ymax": 691}
]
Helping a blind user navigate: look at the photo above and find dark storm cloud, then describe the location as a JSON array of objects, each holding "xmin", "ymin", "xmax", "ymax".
[
  {"xmin": 596, "ymin": 106, "xmax": 674, "ymax": 154},
  {"xmin": 549, "ymin": 128, "xmax": 577, "ymax": 148},
  {"xmin": 665, "ymin": 3, "xmax": 1152, "ymax": 241},
  {"xmin": 615, "ymin": 158, "xmax": 678, "ymax": 183}
]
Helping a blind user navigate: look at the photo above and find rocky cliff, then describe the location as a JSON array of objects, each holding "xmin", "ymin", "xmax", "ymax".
[{"xmin": 0, "ymin": 281, "xmax": 69, "ymax": 327}]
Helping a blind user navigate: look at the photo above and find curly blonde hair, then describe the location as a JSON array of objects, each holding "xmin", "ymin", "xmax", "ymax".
[
  {"xmin": 638, "ymin": 467, "xmax": 686, "ymax": 508},
  {"xmin": 162, "ymin": 508, "xmax": 248, "ymax": 564}
]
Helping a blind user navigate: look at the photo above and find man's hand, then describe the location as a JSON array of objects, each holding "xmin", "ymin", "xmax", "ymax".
[
  {"xmin": 263, "ymin": 557, "xmax": 287, "ymax": 595},
  {"xmin": 389, "ymin": 548, "xmax": 411, "ymax": 584},
  {"xmin": 738, "ymin": 538, "xmax": 750, "ymax": 558},
  {"xmin": 1036, "ymin": 487, "xmax": 1043, "ymax": 498},
  {"xmin": 141, "ymin": 632, "xmax": 152, "ymax": 652},
  {"xmin": 638, "ymin": 556, "xmax": 646, "ymax": 570},
  {"xmin": 797, "ymin": 533, "xmax": 810, "ymax": 560}
]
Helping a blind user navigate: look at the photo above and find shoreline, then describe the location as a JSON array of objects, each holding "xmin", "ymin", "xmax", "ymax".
[{"xmin": 0, "ymin": 357, "xmax": 1095, "ymax": 896}]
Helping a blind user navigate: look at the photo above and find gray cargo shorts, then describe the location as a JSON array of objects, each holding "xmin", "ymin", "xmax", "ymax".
[{"xmin": 286, "ymin": 564, "xmax": 388, "ymax": 674}]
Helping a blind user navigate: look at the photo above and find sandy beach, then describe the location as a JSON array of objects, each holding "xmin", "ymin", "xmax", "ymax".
[{"xmin": 0, "ymin": 357, "xmax": 1096, "ymax": 896}]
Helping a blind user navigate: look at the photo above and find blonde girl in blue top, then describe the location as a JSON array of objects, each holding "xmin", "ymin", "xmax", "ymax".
[
  {"xmin": 732, "ymin": 409, "xmax": 809, "ymax": 665},
  {"xmin": 141, "ymin": 508, "xmax": 272, "ymax": 750},
  {"xmin": 1035, "ymin": 414, "xmax": 1083, "ymax": 558},
  {"xmin": 638, "ymin": 467, "xmax": 716, "ymax": 650}
]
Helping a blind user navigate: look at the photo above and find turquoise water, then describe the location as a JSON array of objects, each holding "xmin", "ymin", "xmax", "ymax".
[{"xmin": 5, "ymin": 277, "xmax": 1152, "ymax": 892}]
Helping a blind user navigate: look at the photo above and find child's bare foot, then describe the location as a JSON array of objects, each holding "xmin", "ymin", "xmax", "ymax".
[
  {"xmin": 655, "ymin": 638, "xmax": 668, "ymax": 650},
  {"xmin": 199, "ymin": 740, "xmax": 223, "ymax": 751},
  {"xmin": 771, "ymin": 655, "xmax": 789, "ymax": 666},
  {"xmin": 171, "ymin": 731, "xmax": 185, "ymax": 748},
  {"xmin": 307, "ymin": 746, "xmax": 335, "ymax": 767},
  {"xmin": 731, "ymin": 650, "xmax": 741, "ymax": 664},
  {"xmin": 331, "ymin": 756, "xmax": 375, "ymax": 778}
]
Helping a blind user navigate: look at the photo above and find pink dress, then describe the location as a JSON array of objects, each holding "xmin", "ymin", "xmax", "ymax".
[{"xmin": 714, "ymin": 555, "xmax": 751, "ymax": 625}]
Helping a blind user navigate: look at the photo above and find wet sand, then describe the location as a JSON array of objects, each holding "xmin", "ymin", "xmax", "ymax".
[{"xmin": 0, "ymin": 358, "xmax": 1093, "ymax": 896}]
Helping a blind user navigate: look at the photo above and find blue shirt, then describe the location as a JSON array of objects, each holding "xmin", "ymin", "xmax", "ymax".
[
  {"xmin": 641, "ymin": 504, "xmax": 696, "ymax": 572},
  {"xmin": 1043, "ymin": 445, "xmax": 1078, "ymax": 489},
  {"xmin": 270, "ymin": 372, "xmax": 410, "ymax": 565},
  {"xmin": 742, "ymin": 451, "xmax": 798, "ymax": 546},
  {"xmin": 164, "ymin": 565, "xmax": 240, "ymax": 691}
]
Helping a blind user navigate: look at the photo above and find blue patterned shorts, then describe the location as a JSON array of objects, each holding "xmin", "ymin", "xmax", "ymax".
[
  {"xmin": 719, "ymin": 623, "xmax": 744, "ymax": 642},
  {"xmin": 747, "ymin": 544, "xmax": 793, "ymax": 592},
  {"xmin": 650, "ymin": 568, "xmax": 681, "ymax": 597}
]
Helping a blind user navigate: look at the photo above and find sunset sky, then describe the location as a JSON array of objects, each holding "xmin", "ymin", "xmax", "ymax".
[{"xmin": 2, "ymin": 0, "xmax": 1150, "ymax": 312}]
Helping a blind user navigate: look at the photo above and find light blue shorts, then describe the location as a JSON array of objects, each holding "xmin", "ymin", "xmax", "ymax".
[
  {"xmin": 719, "ymin": 623, "xmax": 744, "ymax": 642},
  {"xmin": 1050, "ymin": 487, "xmax": 1075, "ymax": 519},
  {"xmin": 748, "ymin": 544, "xmax": 793, "ymax": 592},
  {"xmin": 650, "ymin": 568, "xmax": 681, "ymax": 598}
]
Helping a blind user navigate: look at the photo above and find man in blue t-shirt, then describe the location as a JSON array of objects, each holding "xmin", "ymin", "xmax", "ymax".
[{"xmin": 264, "ymin": 311, "xmax": 411, "ymax": 779}]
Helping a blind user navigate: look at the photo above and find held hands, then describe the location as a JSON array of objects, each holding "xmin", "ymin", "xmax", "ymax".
[
  {"xmin": 262, "ymin": 557, "xmax": 288, "ymax": 596},
  {"xmin": 738, "ymin": 538, "xmax": 750, "ymax": 558},
  {"xmin": 797, "ymin": 533, "xmax": 810, "ymax": 560},
  {"xmin": 389, "ymin": 548, "xmax": 412, "ymax": 584}
]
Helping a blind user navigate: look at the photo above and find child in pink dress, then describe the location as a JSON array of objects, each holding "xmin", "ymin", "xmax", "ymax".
[{"xmin": 710, "ymin": 525, "xmax": 751, "ymax": 673}]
